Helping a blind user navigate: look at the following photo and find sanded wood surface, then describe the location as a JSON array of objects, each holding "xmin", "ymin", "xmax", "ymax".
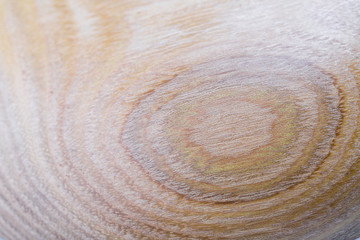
[{"xmin": 0, "ymin": 0, "xmax": 360, "ymax": 239}]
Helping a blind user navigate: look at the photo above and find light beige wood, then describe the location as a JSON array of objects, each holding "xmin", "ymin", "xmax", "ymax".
[{"xmin": 0, "ymin": 0, "xmax": 360, "ymax": 239}]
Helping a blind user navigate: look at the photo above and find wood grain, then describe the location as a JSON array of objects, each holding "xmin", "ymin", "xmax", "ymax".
[{"xmin": 0, "ymin": 0, "xmax": 360, "ymax": 239}]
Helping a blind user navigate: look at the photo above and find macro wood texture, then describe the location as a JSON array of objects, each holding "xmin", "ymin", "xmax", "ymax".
[{"xmin": 0, "ymin": 0, "xmax": 360, "ymax": 239}]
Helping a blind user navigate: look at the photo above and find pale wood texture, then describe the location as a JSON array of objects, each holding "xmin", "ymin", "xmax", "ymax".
[{"xmin": 0, "ymin": 0, "xmax": 360, "ymax": 239}]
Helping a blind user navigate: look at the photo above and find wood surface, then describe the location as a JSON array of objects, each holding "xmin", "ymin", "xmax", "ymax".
[{"xmin": 0, "ymin": 0, "xmax": 360, "ymax": 239}]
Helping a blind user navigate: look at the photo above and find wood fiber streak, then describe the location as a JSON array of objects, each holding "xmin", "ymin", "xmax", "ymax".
[{"xmin": 0, "ymin": 0, "xmax": 360, "ymax": 239}]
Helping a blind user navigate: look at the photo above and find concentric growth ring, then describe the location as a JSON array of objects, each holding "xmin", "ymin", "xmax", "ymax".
[{"xmin": 122, "ymin": 56, "xmax": 341, "ymax": 203}]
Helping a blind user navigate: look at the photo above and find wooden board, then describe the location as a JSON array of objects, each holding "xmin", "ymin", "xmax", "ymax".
[{"xmin": 0, "ymin": 0, "xmax": 360, "ymax": 239}]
